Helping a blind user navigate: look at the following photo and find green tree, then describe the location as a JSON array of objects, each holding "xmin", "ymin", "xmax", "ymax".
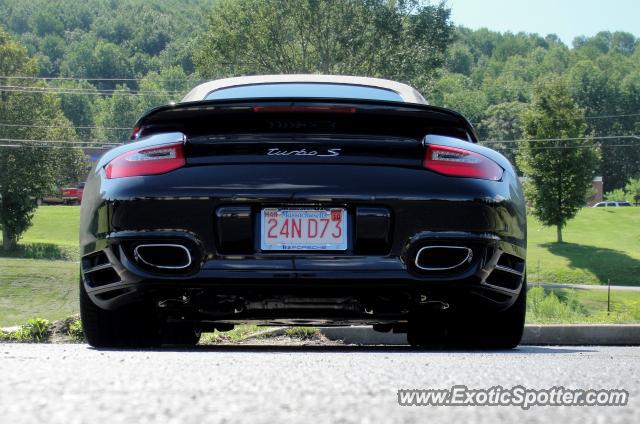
[
  {"xmin": 60, "ymin": 37, "xmax": 133, "ymax": 90},
  {"xmin": 430, "ymin": 72, "xmax": 488, "ymax": 123},
  {"xmin": 623, "ymin": 177, "xmax": 640, "ymax": 204},
  {"xmin": 445, "ymin": 41, "xmax": 473, "ymax": 75},
  {"xmin": 478, "ymin": 101, "xmax": 527, "ymax": 164},
  {"xmin": 517, "ymin": 78, "xmax": 599, "ymax": 243},
  {"xmin": 52, "ymin": 79, "xmax": 98, "ymax": 141},
  {"xmin": 604, "ymin": 188, "xmax": 626, "ymax": 201},
  {"xmin": 92, "ymin": 67, "xmax": 192, "ymax": 142},
  {"xmin": 567, "ymin": 57, "xmax": 640, "ymax": 191},
  {"xmin": 193, "ymin": 0, "xmax": 453, "ymax": 88},
  {"xmin": 92, "ymin": 85, "xmax": 143, "ymax": 142},
  {"xmin": 0, "ymin": 28, "xmax": 85, "ymax": 251},
  {"xmin": 137, "ymin": 66, "xmax": 192, "ymax": 111}
]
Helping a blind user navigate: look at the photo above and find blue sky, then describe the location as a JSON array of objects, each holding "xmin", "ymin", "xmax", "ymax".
[{"xmin": 447, "ymin": 0, "xmax": 640, "ymax": 46}]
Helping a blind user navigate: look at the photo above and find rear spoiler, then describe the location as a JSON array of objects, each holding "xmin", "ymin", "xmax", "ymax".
[{"xmin": 132, "ymin": 98, "xmax": 478, "ymax": 143}]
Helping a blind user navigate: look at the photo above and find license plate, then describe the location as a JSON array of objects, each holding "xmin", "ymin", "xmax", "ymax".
[{"xmin": 260, "ymin": 208, "xmax": 347, "ymax": 251}]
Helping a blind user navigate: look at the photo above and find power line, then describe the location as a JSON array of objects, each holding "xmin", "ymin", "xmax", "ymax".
[
  {"xmin": 0, "ymin": 123, "xmax": 131, "ymax": 131},
  {"xmin": 499, "ymin": 143, "xmax": 640, "ymax": 151},
  {"xmin": 0, "ymin": 89, "xmax": 172, "ymax": 97},
  {"xmin": 481, "ymin": 135, "xmax": 640, "ymax": 144},
  {"xmin": 583, "ymin": 113, "xmax": 640, "ymax": 120},
  {"xmin": 0, "ymin": 144, "xmax": 108, "ymax": 149},
  {"xmin": 0, "ymin": 84, "xmax": 185, "ymax": 95},
  {"xmin": 471, "ymin": 112, "xmax": 640, "ymax": 125},
  {"xmin": 0, "ymin": 75, "xmax": 203, "ymax": 82},
  {"xmin": 0, "ymin": 88, "xmax": 182, "ymax": 97},
  {"xmin": 0, "ymin": 137, "xmax": 121, "ymax": 146}
]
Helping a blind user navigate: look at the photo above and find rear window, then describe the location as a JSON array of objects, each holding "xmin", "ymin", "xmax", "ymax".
[{"xmin": 204, "ymin": 83, "xmax": 403, "ymax": 102}]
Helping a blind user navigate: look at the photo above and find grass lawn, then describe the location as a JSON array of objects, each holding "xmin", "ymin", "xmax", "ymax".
[
  {"xmin": 20, "ymin": 205, "xmax": 80, "ymax": 247},
  {"xmin": 0, "ymin": 205, "xmax": 80, "ymax": 260},
  {"xmin": 527, "ymin": 208, "xmax": 640, "ymax": 285},
  {"xmin": 0, "ymin": 257, "xmax": 78, "ymax": 326},
  {"xmin": 0, "ymin": 206, "xmax": 81, "ymax": 325},
  {"xmin": 0, "ymin": 205, "xmax": 79, "ymax": 246},
  {"xmin": 19, "ymin": 205, "xmax": 79, "ymax": 246}
]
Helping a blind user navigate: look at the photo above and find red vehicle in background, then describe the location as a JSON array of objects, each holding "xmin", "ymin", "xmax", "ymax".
[
  {"xmin": 36, "ymin": 182, "xmax": 85, "ymax": 206},
  {"xmin": 61, "ymin": 182, "xmax": 85, "ymax": 205}
]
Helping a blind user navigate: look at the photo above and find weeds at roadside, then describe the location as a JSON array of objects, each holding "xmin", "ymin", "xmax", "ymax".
[
  {"xmin": 10, "ymin": 318, "xmax": 51, "ymax": 342},
  {"xmin": 527, "ymin": 287, "xmax": 587, "ymax": 323},
  {"xmin": 67, "ymin": 318, "xmax": 84, "ymax": 341},
  {"xmin": 526, "ymin": 287, "xmax": 640, "ymax": 324},
  {"xmin": 0, "ymin": 316, "xmax": 84, "ymax": 343},
  {"xmin": 199, "ymin": 324, "xmax": 263, "ymax": 344},
  {"xmin": 284, "ymin": 327, "xmax": 320, "ymax": 340}
]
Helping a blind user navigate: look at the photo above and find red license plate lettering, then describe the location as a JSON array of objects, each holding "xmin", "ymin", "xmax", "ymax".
[{"xmin": 261, "ymin": 209, "xmax": 347, "ymax": 251}]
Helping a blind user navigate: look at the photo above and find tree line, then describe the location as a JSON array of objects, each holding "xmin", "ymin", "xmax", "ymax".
[{"xmin": 1, "ymin": 0, "xmax": 640, "ymax": 246}]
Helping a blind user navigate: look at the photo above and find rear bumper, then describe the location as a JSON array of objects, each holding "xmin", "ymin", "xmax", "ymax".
[
  {"xmin": 79, "ymin": 163, "xmax": 526, "ymax": 322},
  {"xmin": 81, "ymin": 230, "xmax": 525, "ymax": 322}
]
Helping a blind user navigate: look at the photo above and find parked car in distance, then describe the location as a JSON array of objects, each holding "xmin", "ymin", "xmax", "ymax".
[
  {"xmin": 593, "ymin": 201, "xmax": 632, "ymax": 207},
  {"xmin": 35, "ymin": 183, "xmax": 85, "ymax": 206},
  {"xmin": 61, "ymin": 182, "xmax": 85, "ymax": 205}
]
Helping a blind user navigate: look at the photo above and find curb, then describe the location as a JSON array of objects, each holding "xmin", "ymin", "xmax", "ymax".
[
  {"xmin": 320, "ymin": 325, "xmax": 640, "ymax": 346},
  {"xmin": 522, "ymin": 324, "xmax": 640, "ymax": 345}
]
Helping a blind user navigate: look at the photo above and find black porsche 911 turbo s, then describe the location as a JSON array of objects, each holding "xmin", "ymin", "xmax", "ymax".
[{"xmin": 79, "ymin": 75, "xmax": 527, "ymax": 348}]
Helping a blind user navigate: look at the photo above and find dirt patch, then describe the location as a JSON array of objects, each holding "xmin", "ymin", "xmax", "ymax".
[{"xmin": 204, "ymin": 332, "xmax": 345, "ymax": 346}]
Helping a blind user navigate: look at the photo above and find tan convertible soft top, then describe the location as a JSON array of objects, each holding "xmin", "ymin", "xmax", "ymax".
[{"xmin": 181, "ymin": 74, "xmax": 428, "ymax": 104}]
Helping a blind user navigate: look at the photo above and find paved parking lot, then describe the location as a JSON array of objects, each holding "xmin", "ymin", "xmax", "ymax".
[{"xmin": 0, "ymin": 343, "xmax": 638, "ymax": 423}]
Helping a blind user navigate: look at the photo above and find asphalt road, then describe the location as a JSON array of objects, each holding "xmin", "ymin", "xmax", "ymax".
[{"xmin": 0, "ymin": 343, "xmax": 638, "ymax": 423}]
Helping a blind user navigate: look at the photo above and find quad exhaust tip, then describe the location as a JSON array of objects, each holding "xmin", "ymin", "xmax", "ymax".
[
  {"xmin": 414, "ymin": 245, "xmax": 473, "ymax": 271},
  {"xmin": 133, "ymin": 243, "xmax": 192, "ymax": 270}
]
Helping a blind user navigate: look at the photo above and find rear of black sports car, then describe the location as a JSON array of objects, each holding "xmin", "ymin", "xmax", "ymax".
[{"xmin": 79, "ymin": 97, "xmax": 527, "ymax": 348}]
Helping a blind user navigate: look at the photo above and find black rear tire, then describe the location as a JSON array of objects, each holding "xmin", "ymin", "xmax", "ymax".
[
  {"xmin": 408, "ymin": 280, "xmax": 527, "ymax": 349},
  {"xmin": 80, "ymin": 277, "xmax": 162, "ymax": 348},
  {"xmin": 161, "ymin": 325, "xmax": 201, "ymax": 346},
  {"xmin": 466, "ymin": 283, "xmax": 527, "ymax": 349}
]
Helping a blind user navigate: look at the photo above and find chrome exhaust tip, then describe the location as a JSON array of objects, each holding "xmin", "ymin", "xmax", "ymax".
[
  {"xmin": 414, "ymin": 245, "xmax": 473, "ymax": 271},
  {"xmin": 133, "ymin": 243, "xmax": 192, "ymax": 270}
]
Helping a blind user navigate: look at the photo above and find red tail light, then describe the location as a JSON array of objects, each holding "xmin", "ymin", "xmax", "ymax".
[
  {"xmin": 423, "ymin": 144, "xmax": 503, "ymax": 181},
  {"xmin": 105, "ymin": 143, "xmax": 185, "ymax": 179}
]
